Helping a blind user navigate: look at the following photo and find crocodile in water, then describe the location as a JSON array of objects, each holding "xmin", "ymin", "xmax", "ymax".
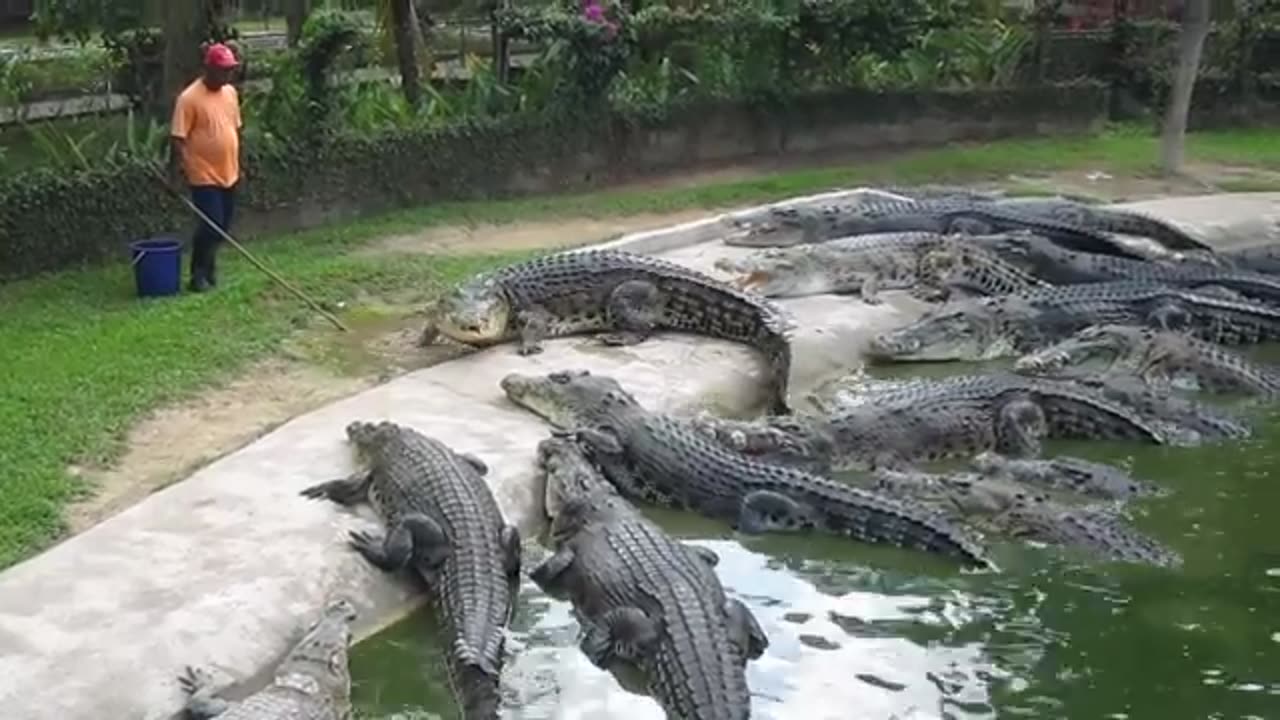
[
  {"xmin": 688, "ymin": 372, "xmax": 1170, "ymax": 473},
  {"xmin": 430, "ymin": 249, "xmax": 795, "ymax": 415},
  {"xmin": 871, "ymin": 469, "xmax": 1183, "ymax": 568},
  {"xmin": 300, "ymin": 422, "xmax": 521, "ymax": 719},
  {"xmin": 1014, "ymin": 323, "xmax": 1280, "ymax": 397},
  {"xmin": 866, "ymin": 281, "xmax": 1280, "ymax": 363},
  {"xmin": 532, "ymin": 435, "xmax": 767, "ymax": 719},
  {"xmin": 501, "ymin": 369, "xmax": 996, "ymax": 569},
  {"xmin": 178, "ymin": 598, "xmax": 358, "ymax": 720}
]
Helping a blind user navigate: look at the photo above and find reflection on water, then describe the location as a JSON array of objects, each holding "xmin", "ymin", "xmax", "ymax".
[{"xmin": 350, "ymin": 357, "xmax": 1280, "ymax": 720}]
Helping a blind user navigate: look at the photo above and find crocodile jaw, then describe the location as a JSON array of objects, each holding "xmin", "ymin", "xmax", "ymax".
[{"xmin": 435, "ymin": 278, "xmax": 512, "ymax": 345}]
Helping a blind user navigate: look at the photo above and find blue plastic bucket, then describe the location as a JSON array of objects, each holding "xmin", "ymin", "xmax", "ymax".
[{"xmin": 129, "ymin": 237, "xmax": 183, "ymax": 298}]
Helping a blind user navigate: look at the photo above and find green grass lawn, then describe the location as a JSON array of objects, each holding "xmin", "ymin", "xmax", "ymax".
[{"xmin": 0, "ymin": 124, "xmax": 1277, "ymax": 569}]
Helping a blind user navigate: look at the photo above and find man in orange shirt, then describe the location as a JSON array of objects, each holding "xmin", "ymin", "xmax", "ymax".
[{"xmin": 170, "ymin": 43, "xmax": 242, "ymax": 293}]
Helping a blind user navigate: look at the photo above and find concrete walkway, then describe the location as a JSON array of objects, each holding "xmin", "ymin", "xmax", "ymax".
[{"xmin": 0, "ymin": 189, "xmax": 1275, "ymax": 719}]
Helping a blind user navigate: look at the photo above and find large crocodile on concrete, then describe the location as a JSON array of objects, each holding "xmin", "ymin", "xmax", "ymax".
[
  {"xmin": 980, "ymin": 231, "xmax": 1280, "ymax": 303},
  {"xmin": 532, "ymin": 435, "xmax": 767, "ymax": 719},
  {"xmin": 1014, "ymin": 323, "xmax": 1280, "ymax": 397},
  {"xmin": 713, "ymin": 232, "xmax": 1052, "ymax": 301},
  {"xmin": 713, "ymin": 231, "xmax": 946, "ymax": 301},
  {"xmin": 300, "ymin": 422, "xmax": 522, "ymax": 719},
  {"xmin": 177, "ymin": 598, "xmax": 358, "ymax": 720},
  {"xmin": 866, "ymin": 281, "xmax": 1280, "ymax": 363},
  {"xmin": 870, "ymin": 469, "xmax": 1183, "ymax": 568},
  {"xmin": 722, "ymin": 197, "xmax": 1207, "ymax": 258},
  {"xmin": 687, "ymin": 372, "xmax": 1170, "ymax": 473},
  {"xmin": 430, "ymin": 248, "xmax": 796, "ymax": 415},
  {"xmin": 501, "ymin": 369, "xmax": 997, "ymax": 569}
]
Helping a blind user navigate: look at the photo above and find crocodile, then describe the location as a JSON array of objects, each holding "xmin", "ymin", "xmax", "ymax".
[
  {"xmin": 721, "ymin": 197, "xmax": 1169, "ymax": 261},
  {"xmin": 980, "ymin": 231, "xmax": 1280, "ymax": 303},
  {"xmin": 430, "ymin": 248, "xmax": 795, "ymax": 415},
  {"xmin": 713, "ymin": 231, "xmax": 948, "ymax": 300},
  {"xmin": 500, "ymin": 369, "xmax": 996, "ymax": 569},
  {"xmin": 300, "ymin": 422, "xmax": 522, "ymax": 719},
  {"xmin": 720, "ymin": 187, "xmax": 1009, "ymax": 247},
  {"xmin": 178, "ymin": 598, "xmax": 358, "ymax": 720},
  {"xmin": 866, "ymin": 281, "xmax": 1280, "ymax": 363},
  {"xmin": 1014, "ymin": 323, "xmax": 1280, "ymax": 397},
  {"xmin": 687, "ymin": 372, "xmax": 1170, "ymax": 474},
  {"xmin": 871, "ymin": 469, "xmax": 1183, "ymax": 568},
  {"xmin": 969, "ymin": 450, "xmax": 1168, "ymax": 501},
  {"xmin": 532, "ymin": 435, "xmax": 767, "ymax": 719},
  {"xmin": 713, "ymin": 232, "xmax": 1053, "ymax": 301}
]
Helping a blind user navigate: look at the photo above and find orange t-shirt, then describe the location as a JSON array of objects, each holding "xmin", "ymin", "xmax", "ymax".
[{"xmin": 170, "ymin": 79, "xmax": 242, "ymax": 188}]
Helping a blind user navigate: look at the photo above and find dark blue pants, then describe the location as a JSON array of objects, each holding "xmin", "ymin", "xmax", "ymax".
[{"xmin": 189, "ymin": 185, "xmax": 237, "ymax": 286}]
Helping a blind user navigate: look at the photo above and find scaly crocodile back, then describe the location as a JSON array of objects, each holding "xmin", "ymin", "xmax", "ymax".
[
  {"xmin": 356, "ymin": 424, "xmax": 516, "ymax": 697},
  {"xmin": 494, "ymin": 249, "xmax": 796, "ymax": 413}
]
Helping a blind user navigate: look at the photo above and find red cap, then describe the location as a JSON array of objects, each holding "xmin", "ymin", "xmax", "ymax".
[{"xmin": 203, "ymin": 43, "xmax": 239, "ymax": 69}]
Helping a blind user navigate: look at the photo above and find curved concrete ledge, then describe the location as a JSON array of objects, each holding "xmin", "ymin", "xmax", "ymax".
[
  {"xmin": 1, "ymin": 189, "xmax": 1267, "ymax": 719},
  {"xmin": 0, "ymin": 188, "xmax": 924, "ymax": 720}
]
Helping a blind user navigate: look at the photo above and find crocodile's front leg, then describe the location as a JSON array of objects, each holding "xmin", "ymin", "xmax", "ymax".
[
  {"xmin": 515, "ymin": 307, "xmax": 555, "ymax": 356},
  {"xmin": 348, "ymin": 512, "xmax": 451, "ymax": 575},
  {"xmin": 299, "ymin": 470, "xmax": 373, "ymax": 506},
  {"xmin": 601, "ymin": 279, "xmax": 663, "ymax": 346},
  {"xmin": 580, "ymin": 607, "xmax": 659, "ymax": 668},
  {"xmin": 177, "ymin": 666, "xmax": 231, "ymax": 719},
  {"xmin": 737, "ymin": 490, "xmax": 815, "ymax": 534},
  {"xmin": 858, "ymin": 274, "xmax": 885, "ymax": 305},
  {"xmin": 725, "ymin": 598, "xmax": 769, "ymax": 661},
  {"xmin": 529, "ymin": 546, "xmax": 576, "ymax": 601}
]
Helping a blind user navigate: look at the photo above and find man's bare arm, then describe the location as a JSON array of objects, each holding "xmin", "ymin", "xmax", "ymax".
[{"xmin": 169, "ymin": 136, "xmax": 186, "ymax": 188}]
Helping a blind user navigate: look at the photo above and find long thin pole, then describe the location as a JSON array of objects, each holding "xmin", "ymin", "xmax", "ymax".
[{"xmin": 151, "ymin": 167, "xmax": 350, "ymax": 332}]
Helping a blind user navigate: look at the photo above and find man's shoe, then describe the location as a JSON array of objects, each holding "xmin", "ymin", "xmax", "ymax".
[{"xmin": 188, "ymin": 276, "xmax": 212, "ymax": 293}]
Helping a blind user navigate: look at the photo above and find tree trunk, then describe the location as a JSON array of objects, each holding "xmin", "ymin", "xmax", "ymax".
[
  {"xmin": 1159, "ymin": 0, "xmax": 1212, "ymax": 175},
  {"xmin": 389, "ymin": 0, "xmax": 423, "ymax": 108},
  {"xmin": 285, "ymin": 0, "xmax": 313, "ymax": 47},
  {"xmin": 491, "ymin": 0, "xmax": 511, "ymax": 85},
  {"xmin": 162, "ymin": 1, "xmax": 207, "ymax": 111}
]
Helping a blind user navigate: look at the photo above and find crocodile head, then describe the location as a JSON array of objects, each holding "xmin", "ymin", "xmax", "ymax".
[
  {"xmin": 274, "ymin": 598, "xmax": 358, "ymax": 699},
  {"xmin": 435, "ymin": 275, "xmax": 512, "ymax": 345},
  {"xmin": 729, "ymin": 249, "xmax": 855, "ymax": 297},
  {"xmin": 1013, "ymin": 324, "xmax": 1147, "ymax": 376},
  {"xmin": 345, "ymin": 420, "xmax": 401, "ymax": 450},
  {"xmin": 866, "ymin": 303, "xmax": 1015, "ymax": 362},
  {"xmin": 501, "ymin": 369, "xmax": 640, "ymax": 428},
  {"xmin": 536, "ymin": 434, "xmax": 617, "ymax": 526},
  {"xmin": 724, "ymin": 209, "xmax": 826, "ymax": 248}
]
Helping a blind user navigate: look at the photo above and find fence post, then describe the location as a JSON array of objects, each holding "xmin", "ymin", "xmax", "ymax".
[{"xmin": 491, "ymin": 0, "xmax": 511, "ymax": 84}]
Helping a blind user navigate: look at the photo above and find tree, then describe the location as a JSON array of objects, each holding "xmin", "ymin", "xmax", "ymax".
[
  {"xmin": 161, "ymin": 1, "xmax": 234, "ymax": 106},
  {"xmin": 1159, "ymin": 0, "xmax": 1211, "ymax": 175},
  {"xmin": 285, "ymin": 0, "xmax": 313, "ymax": 47},
  {"xmin": 388, "ymin": 0, "xmax": 424, "ymax": 107}
]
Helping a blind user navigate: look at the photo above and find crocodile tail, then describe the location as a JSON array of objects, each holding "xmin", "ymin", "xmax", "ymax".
[{"xmin": 448, "ymin": 659, "xmax": 503, "ymax": 720}]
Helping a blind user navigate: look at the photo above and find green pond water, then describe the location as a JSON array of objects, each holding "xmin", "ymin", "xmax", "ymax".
[{"xmin": 346, "ymin": 359, "xmax": 1280, "ymax": 720}]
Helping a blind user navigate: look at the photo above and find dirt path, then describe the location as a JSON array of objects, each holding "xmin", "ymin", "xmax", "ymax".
[
  {"xmin": 63, "ymin": 209, "xmax": 720, "ymax": 533},
  {"xmin": 62, "ymin": 164, "xmax": 1274, "ymax": 533}
]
